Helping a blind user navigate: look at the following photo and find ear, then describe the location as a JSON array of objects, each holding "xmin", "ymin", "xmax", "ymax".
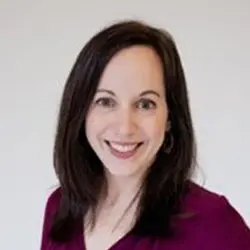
[{"xmin": 166, "ymin": 120, "xmax": 171, "ymax": 132}]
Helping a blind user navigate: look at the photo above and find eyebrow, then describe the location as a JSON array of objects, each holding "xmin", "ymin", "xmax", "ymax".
[
  {"xmin": 139, "ymin": 90, "xmax": 161, "ymax": 98},
  {"xmin": 96, "ymin": 89, "xmax": 161, "ymax": 98}
]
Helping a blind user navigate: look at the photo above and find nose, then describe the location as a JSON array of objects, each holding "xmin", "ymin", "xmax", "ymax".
[{"xmin": 115, "ymin": 108, "xmax": 137, "ymax": 138}]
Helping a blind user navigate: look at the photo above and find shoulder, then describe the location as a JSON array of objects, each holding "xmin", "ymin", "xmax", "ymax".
[
  {"xmin": 183, "ymin": 181, "xmax": 227, "ymax": 213},
  {"xmin": 42, "ymin": 186, "xmax": 62, "ymax": 228},
  {"xmin": 40, "ymin": 187, "xmax": 61, "ymax": 249},
  {"xmin": 44, "ymin": 186, "xmax": 61, "ymax": 216},
  {"xmin": 178, "ymin": 181, "xmax": 250, "ymax": 248}
]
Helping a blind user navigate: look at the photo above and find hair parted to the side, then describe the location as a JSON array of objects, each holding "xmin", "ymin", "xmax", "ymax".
[{"xmin": 50, "ymin": 19, "xmax": 197, "ymax": 242}]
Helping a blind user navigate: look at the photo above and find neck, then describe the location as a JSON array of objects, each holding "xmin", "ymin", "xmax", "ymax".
[{"xmin": 103, "ymin": 171, "xmax": 144, "ymax": 208}]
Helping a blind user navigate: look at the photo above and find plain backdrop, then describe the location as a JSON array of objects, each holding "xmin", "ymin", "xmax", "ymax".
[{"xmin": 1, "ymin": 0, "xmax": 249, "ymax": 249}]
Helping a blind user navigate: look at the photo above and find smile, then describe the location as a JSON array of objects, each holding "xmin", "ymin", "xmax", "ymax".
[{"xmin": 104, "ymin": 140, "xmax": 143, "ymax": 159}]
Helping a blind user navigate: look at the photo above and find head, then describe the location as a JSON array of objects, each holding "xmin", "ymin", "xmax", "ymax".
[
  {"xmin": 85, "ymin": 45, "xmax": 169, "ymax": 181},
  {"xmin": 53, "ymin": 20, "xmax": 196, "ymax": 239}
]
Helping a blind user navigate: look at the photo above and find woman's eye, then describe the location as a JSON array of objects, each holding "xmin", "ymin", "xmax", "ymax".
[
  {"xmin": 95, "ymin": 97, "xmax": 116, "ymax": 108},
  {"xmin": 137, "ymin": 99, "xmax": 156, "ymax": 110}
]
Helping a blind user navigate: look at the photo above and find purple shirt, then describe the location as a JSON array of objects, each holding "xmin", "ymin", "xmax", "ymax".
[{"xmin": 40, "ymin": 182, "xmax": 250, "ymax": 249}]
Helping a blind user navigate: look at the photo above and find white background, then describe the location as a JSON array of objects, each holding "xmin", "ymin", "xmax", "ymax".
[{"xmin": 0, "ymin": 0, "xmax": 249, "ymax": 249}]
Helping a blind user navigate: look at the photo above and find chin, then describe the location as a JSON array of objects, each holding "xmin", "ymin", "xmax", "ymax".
[{"xmin": 104, "ymin": 163, "xmax": 144, "ymax": 178}]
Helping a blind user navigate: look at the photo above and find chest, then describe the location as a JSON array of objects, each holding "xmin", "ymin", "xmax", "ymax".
[
  {"xmin": 83, "ymin": 227, "xmax": 129, "ymax": 250},
  {"xmin": 83, "ymin": 200, "xmax": 138, "ymax": 250}
]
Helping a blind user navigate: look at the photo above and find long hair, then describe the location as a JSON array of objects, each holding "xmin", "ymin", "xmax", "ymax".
[{"xmin": 50, "ymin": 20, "xmax": 197, "ymax": 242}]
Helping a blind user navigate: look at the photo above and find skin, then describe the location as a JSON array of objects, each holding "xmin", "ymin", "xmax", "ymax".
[
  {"xmin": 84, "ymin": 45, "xmax": 170, "ymax": 250},
  {"xmin": 85, "ymin": 45, "xmax": 170, "ymax": 202}
]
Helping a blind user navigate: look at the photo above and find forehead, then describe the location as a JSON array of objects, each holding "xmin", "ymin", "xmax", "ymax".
[{"xmin": 97, "ymin": 45, "xmax": 165, "ymax": 96}]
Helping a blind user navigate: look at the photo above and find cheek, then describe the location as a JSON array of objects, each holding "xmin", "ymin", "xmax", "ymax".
[
  {"xmin": 85, "ymin": 112, "xmax": 98, "ymax": 141},
  {"xmin": 145, "ymin": 117, "xmax": 166, "ymax": 140},
  {"xmin": 85, "ymin": 111, "xmax": 108, "ymax": 140},
  {"xmin": 85, "ymin": 120, "xmax": 93, "ymax": 143}
]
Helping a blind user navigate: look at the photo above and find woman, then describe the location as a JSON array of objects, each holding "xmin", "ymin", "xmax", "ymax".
[{"xmin": 40, "ymin": 20, "xmax": 250, "ymax": 250}]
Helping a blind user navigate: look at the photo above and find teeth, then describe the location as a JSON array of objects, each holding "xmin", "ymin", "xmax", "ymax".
[{"xmin": 109, "ymin": 142, "xmax": 138, "ymax": 152}]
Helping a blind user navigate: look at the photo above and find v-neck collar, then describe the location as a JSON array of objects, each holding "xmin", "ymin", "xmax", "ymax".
[{"xmin": 76, "ymin": 218, "xmax": 133, "ymax": 250}]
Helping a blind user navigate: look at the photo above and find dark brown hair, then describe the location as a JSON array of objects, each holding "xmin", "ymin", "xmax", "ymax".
[{"xmin": 51, "ymin": 19, "xmax": 196, "ymax": 242}]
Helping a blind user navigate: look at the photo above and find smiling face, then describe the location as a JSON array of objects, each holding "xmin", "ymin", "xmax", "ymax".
[{"xmin": 85, "ymin": 46, "xmax": 169, "ymax": 179}]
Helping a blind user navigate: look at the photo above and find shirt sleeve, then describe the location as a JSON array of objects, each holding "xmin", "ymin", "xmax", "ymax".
[
  {"xmin": 207, "ymin": 196, "xmax": 250, "ymax": 249},
  {"xmin": 40, "ymin": 188, "xmax": 61, "ymax": 250}
]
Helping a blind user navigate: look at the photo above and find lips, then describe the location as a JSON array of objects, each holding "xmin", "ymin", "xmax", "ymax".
[{"xmin": 104, "ymin": 140, "xmax": 143, "ymax": 159}]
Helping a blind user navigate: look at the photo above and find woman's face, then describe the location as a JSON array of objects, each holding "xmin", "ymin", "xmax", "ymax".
[{"xmin": 85, "ymin": 45, "xmax": 169, "ymax": 178}]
